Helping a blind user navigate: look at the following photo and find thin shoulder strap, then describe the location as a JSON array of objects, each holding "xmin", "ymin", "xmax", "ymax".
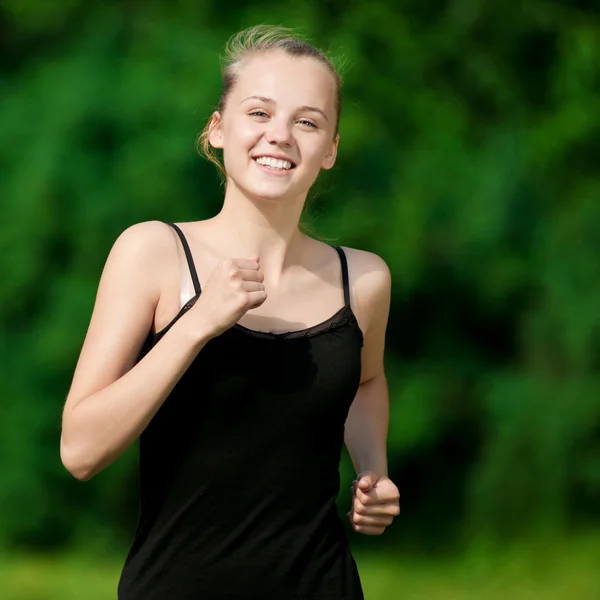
[
  {"xmin": 165, "ymin": 222, "xmax": 201, "ymax": 295},
  {"xmin": 333, "ymin": 245, "xmax": 351, "ymax": 307}
]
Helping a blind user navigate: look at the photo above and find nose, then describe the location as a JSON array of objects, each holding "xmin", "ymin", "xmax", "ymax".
[{"xmin": 265, "ymin": 117, "xmax": 293, "ymax": 147}]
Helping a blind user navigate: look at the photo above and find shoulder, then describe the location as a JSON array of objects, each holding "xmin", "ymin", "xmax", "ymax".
[
  {"xmin": 341, "ymin": 246, "xmax": 391, "ymax": 300},
  {"xmin": 339, "ymin": 246, "xmax": 391, "ymax": 332},
  {"xmin": 110, "ymin": 220, "xmax": 176, "ymax": 257},
  {"xmin": 102, "ymin": 220, "xmax": 179, "ymax": 294},
  {"xmin": 106, "ymin": 220, "xmax": 184, "ymax": 272}
]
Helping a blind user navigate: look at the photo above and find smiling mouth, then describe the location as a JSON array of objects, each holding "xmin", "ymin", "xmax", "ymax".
[{"xmin": 253, "ymin": 156, "xmax": 296, "ymax": 171}]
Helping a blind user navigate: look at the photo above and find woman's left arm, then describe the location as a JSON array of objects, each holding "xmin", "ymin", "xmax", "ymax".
[{"xmin": 343, "ymin": 249, "xmax": 400, "ymax": 535}]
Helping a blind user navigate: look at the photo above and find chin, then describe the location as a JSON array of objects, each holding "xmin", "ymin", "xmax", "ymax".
[
  {"xmin": 235, "ymin": 175, "xmax": 298, "ymax": 203},
  {"xmin": 248, "ymin": 185, "xmax": 293, "ymax": 202}
]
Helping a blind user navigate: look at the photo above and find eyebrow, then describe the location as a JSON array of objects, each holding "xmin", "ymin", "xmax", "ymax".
[{"xmin": 241, "ymin": 95, "xmax": 329, "ymax": 121}]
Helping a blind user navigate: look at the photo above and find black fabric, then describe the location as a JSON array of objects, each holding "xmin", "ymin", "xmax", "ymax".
[
  {"xmin": 118, "ymin": 225, "xmax": 365, "ymax": 599},
  {"xmin": 332, "ymin": 245, "xmax": 351, "ymax": 308},
  {"xmin": 166, "ymin": 222, "xmax": 201, "ymax": 295}
]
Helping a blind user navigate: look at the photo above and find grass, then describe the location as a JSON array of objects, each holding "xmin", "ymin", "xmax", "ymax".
[
  {"xmin": 2, "ymin": 535, "xmax": 599, "ymax": 599},
  {"xmin": 358, "ymin": 535, "xmax": 600, "ymax": 599}
]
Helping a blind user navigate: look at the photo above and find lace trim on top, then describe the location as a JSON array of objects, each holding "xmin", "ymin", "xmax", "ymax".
[
  {"xmin": 151, "ymin": 298, "xmax": 362, "ymax": 344},
  {"xmin": 233, "ymin": 305, "xmax": 361, "ymax": 341}
]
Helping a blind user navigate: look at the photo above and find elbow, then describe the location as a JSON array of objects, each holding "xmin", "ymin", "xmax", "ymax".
[
  {"xmin": 60, "ymin": 438, "xmax": 97, "ymax": 481},
  {"xmin": 71, "ymin": 467, "xmax": 95, "ymax": 482}
]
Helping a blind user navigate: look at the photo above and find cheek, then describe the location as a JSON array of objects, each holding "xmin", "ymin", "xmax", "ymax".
[
  {"xmin": 302, "ymin": 139, "xmax": 331, "ymax": 167},
  {"xmin": 226, "ymin": 119, "xmax": 261, "ymax": 151}
]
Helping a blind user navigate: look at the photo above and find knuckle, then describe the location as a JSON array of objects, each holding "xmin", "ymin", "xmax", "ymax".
[{"xmin": 354, "ymin": 502, "xmax": 367, "ymax": 515}]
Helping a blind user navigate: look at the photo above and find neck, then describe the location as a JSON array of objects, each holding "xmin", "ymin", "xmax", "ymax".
[{"xmin": 211, "ymin": 181, "xmax": 309, "ymax": 280}]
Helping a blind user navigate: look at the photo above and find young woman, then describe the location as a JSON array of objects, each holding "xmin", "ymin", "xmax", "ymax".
[{"xmin": 60, "ymin": 26, "xmax": 400, "ymax": 599}]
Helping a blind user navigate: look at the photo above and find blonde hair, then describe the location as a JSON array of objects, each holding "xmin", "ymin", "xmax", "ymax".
[{"xmin": 197, "ymin": 25, "xmax": 343, "ymax": 181}]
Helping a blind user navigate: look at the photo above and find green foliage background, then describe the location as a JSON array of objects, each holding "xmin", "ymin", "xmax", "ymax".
[{"xmin": 1, "ymin": 0, "xmax": 599, "ymax": 591}]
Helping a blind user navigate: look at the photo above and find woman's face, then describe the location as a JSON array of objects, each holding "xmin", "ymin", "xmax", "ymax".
[{"xmin": 208, "ymin": 51, "xmax": 339, "ymax": 203}]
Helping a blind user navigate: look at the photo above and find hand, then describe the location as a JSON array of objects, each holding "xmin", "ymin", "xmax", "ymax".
[
  {"xmin": 190, "ymin": 257, "xmax": 267, "ymax": 338},
  {"xmin": 347, "ymin": 471, "xmax": 400, "ymax": 535}
]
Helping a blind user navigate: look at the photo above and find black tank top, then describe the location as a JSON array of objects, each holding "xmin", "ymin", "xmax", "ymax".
[{"xmin": 118, "ymin": 223, "xmax": 365, "ymax": 600}]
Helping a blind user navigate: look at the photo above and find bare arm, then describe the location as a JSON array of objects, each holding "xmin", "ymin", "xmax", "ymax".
[
  {"xmin": 343, "ymin": 249, "xmax": 399, "ymax": 535},
  {"xmin": 60, "ymin": 222, "xmax": 266, "ymax": 481},
  {"xmin": 345, "ymin": 375, "xmax": 390, "ymax": 477},
  {"xmin": 343, "ymin": 249, "xmax": 391, "ymax": 476},
  {"xmin": 60, "ymin": 222, "xmax": 210, "ymax": 481}
]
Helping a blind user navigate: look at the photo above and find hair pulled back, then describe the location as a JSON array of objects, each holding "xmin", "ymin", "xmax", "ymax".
[{"xmin": 198, "ymin": 25, "xmax": 342, "ymax": 180}]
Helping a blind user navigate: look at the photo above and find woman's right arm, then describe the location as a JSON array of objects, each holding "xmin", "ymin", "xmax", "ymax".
[
  {"xmin": 60, "ymin": 221, "xmax": 209, "ymax": 481},
  {"xmin": 60, "ymin": 221, "xmax": 266, "ymax": 481}
]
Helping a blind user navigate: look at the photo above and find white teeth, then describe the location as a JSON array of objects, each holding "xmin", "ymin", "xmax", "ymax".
[{"xmin": 255, "ymin": 156, "xmax": 293, "ymax": 170}]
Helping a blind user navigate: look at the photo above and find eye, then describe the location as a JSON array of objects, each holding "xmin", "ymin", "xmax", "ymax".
[
  {"xmin": 297, "ymin": 119, "xmax": 317, "ymax": 129},
  {"xmin": 249, "ymin": 110, "xmax": 269, "ymax": 118}
]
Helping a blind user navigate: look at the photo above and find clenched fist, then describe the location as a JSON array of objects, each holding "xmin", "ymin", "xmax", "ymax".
[
  {"xmin": 347, "ymin": 471, "xmax": 400, "ymax": 535},
  {"xmin": 189, "ymin": 257, "xmax": 267, "ymax": 339}
]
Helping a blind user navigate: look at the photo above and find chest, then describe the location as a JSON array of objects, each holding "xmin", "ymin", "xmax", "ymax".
[
  {"xmin": 236, "ymin": 278, "xmax": 346, "ymax": 334},
  {"xmin": 151, "ymin": 324, "xmax": 363, "ymax": 434}
]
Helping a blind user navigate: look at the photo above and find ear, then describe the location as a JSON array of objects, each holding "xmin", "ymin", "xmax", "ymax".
[
  {"xmin": 207, "ymin": 111, "xmax": 224, "ymax": 149},
  {"xmin": 321, "ymin": 134, "xmax": 339, "ymax": 170}
]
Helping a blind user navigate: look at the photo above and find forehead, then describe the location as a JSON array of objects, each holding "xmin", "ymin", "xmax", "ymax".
[{"xmin": 231, "ymin": 51, "xmax": 336, "ymax": 111}]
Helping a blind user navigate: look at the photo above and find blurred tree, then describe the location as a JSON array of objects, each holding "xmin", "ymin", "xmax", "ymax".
[{"xmin": 0, "ymin": 0, "xmax": 599, "ymax": 553}]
